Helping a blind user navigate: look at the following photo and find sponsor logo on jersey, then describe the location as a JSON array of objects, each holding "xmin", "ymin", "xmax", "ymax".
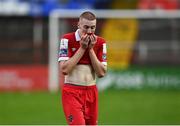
[{"xmin": 72, "ymin": 48, "xmax": 76, "ymax": 52}]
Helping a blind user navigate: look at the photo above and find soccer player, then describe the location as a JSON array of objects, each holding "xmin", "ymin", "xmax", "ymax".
[{"xmin": 58, "ymin": 11, "xmax": 107, "ymax": 125}]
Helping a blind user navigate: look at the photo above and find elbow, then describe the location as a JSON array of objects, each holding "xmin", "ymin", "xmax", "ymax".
[
  {"xmin": 61, "ymin": 66, "xmax": 69, "ymax": 75},
  {"xmin": 59, "ymin": 62, "xmax": 69, "ymax": 75},
  {"xmin": 97, "ymin": 67, "xmax": 107, "ymax": 78},
  {"xmin": 62, "ymin": 71, "xmax": 68, "ymax": 75},
  {"xmin": 98, "ymin": 74, "xmax": 104, "ymax": 78},
  {"xmin": 97, "ymin": 64, "xmax": 107, "ymax": 78},
  {"xmin": 97, "ymin": 72, "xmax": 106, "ymax": 78},
  {"xmin": 61, "ymin": 68, "xmax": 69, "ymax": 75}
]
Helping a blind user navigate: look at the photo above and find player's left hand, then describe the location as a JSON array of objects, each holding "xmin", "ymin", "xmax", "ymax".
[{"xmin": 88, "ymin": 34, "xmax": 97, "ymax": 50}]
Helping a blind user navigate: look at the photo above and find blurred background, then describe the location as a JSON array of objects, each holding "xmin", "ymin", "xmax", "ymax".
[{"xmin": 0, "ymin": 0, "xmax": 180, "ymax": 125}]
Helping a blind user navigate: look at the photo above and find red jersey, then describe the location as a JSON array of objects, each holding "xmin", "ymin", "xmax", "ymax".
[{"xmin": 58, "ymin": 29, "xmax": 107, "ymax": 66}]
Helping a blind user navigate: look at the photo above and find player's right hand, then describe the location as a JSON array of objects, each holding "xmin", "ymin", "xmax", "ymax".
[{"xmin": 80, "ymin": 34, "xmax": 89, "ymax": 49}]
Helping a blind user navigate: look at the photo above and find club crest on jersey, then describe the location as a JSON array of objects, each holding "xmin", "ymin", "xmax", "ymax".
[{"xmin": 59, "ymin": 38, "xmax": 68, "ymax": 57}]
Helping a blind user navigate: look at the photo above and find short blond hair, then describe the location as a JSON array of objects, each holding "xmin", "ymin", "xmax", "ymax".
[{"xmin": 79, "ymin": 11, "xmax": 96, "ymax": 21}]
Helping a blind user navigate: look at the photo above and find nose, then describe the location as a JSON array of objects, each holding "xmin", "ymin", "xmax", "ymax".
[{"xmin": 87, "ymin": 28, "xmax": 92, "ymax": 34}]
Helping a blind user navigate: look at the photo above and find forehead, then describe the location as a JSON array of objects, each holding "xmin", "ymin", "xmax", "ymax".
[{"xmin": 79, "ymin": 18, "xmax": 96, "ymax": 26}]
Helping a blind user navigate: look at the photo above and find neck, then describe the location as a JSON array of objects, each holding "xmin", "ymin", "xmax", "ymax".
[{"xmin": 78, "ymin": 29, "xmax": 82, "ymax": 38}]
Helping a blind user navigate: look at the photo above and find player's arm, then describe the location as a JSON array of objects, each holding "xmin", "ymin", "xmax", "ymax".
[
  {"xmin": 89, "ymin": 49, "xmax": 107, "ymax": 78},
  {"xmin": 60, "ymin": 34, "xmax": 89, "ymax": 75},
  {"xmin": 88, "ymin": 35, "xmax": 107, "ymax": 78},
  {"xmin": 60, "ymin": 47, "xmax": 85, "ymax": 75}
]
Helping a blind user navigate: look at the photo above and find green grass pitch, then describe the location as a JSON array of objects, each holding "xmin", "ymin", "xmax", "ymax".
[{"xmin": 0, "ymin": 89, "xmax": 180, "ymax": 125}]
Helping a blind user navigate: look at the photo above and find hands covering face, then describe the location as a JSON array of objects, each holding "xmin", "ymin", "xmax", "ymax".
[{"xmin": 80, "ymin": 33, "xmax": 97, "ymax": 50}]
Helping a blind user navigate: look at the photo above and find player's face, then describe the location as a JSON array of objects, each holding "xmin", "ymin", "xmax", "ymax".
[{"xmin": 78, "ymin": 18, "xmax": 96, "ymax": 36}]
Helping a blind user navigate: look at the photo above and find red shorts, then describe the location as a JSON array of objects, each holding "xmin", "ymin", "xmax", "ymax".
[{"xmin": 62, "ymin": 83, "xmax": 98, "ymax": 125}]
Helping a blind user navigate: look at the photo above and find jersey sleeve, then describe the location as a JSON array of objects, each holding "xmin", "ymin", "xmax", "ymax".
[
  {"xmin": 97, "ymin": 41, "xmax": 107, "ymax": 66},
  {"xmin": 58, "ymin": 37, "xmax": 71, "ymax": 62}
]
